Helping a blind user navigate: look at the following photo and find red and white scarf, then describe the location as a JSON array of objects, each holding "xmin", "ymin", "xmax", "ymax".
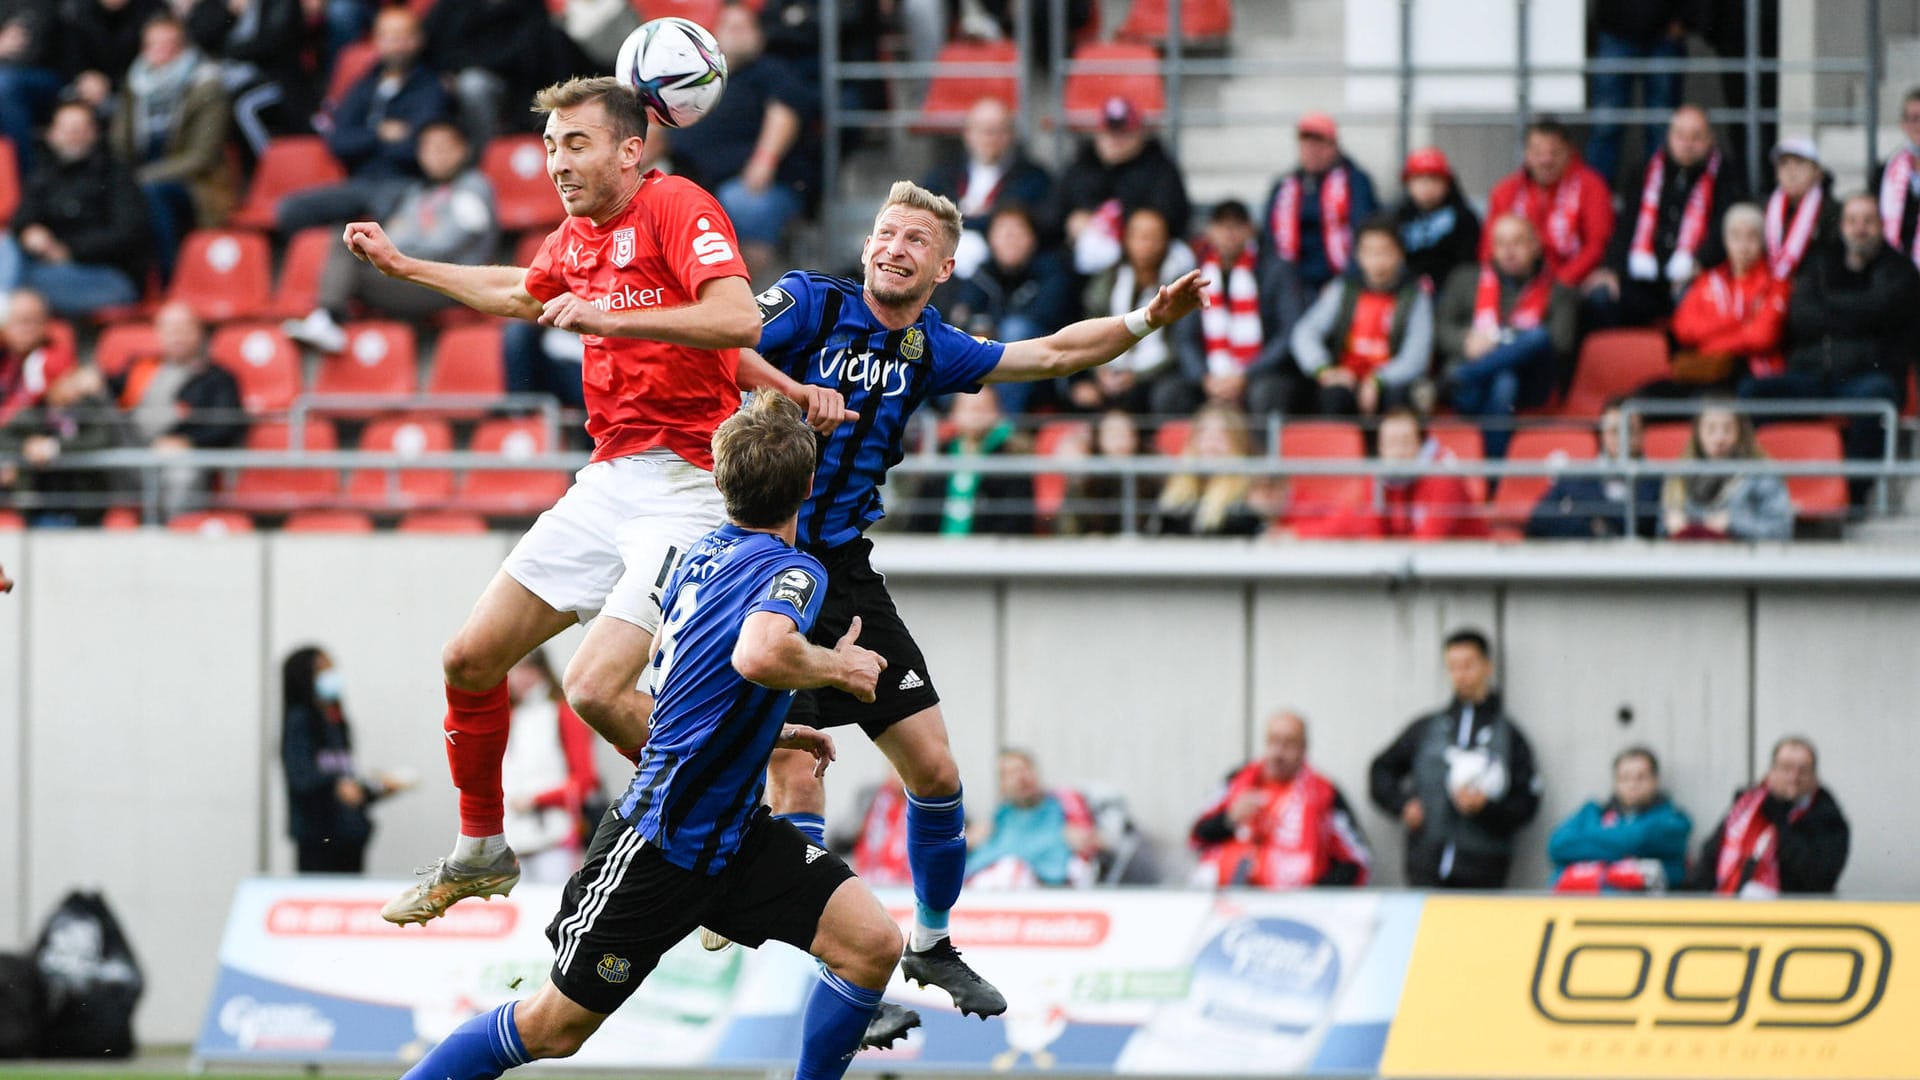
[
  {"xmin": 1471, "ymin": 262, "xmax": 1554, "ymax": 336},
  {"xmin": 1515, "ymin": 174, "xmax": 1585, "ymax": 263},
  {"xmin": 1198, "ymin": 245, "xmax": 1261, "ymax": 375},
  {"xmin": 1878, "ymin": 147, "xmax": 1920, "ymax": 266},
  {"xmin": 1764, "ymin": 185, "xmax": 1823, "ymax": 279},
  {"xmin": 1629, "ymin": 150, "xmax": 1719, "ymax": 283},
  {"xmin": 1196, "ymin": 762, "xmax": 1367, "ymax": 888},
  {"xmin": 1714, "ymin": 783, "xmax": 1810, "ymax": 897},
  {"xmin": 1271, "ymin": 165, "xmax": 1353, "ymax": 272}
]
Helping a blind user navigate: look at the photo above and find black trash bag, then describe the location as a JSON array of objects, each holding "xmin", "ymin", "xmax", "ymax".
[
  {"xmin": 33, "ymin": 891, "xmax": 144, "ymax": 1058},
  {"xmin": 0, "ymin": 952, "xmax": 45, "ymax": 1057}
]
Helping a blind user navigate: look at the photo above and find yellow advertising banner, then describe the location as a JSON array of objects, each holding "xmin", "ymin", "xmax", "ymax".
[{"xmin": 1380, "ymin": 896, "xmax": 1920, "ymax": 1079}]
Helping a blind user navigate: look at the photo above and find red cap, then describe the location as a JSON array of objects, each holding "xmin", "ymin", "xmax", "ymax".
[
  {"xmin": 1297, "ymin": 111, "xmax": 1338, "ymax": 141},
  {"xmin": 1402, "ymin": 146, "xmax": 1452, "ymax": 180}
]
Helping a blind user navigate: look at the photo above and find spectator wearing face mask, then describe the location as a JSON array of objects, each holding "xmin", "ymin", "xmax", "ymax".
[{"xmin": 280, "ymin": 646, "xmax": 415, "ymax": 873}]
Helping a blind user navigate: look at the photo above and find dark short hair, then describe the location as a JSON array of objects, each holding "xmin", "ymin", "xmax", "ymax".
[
  {"xmin": 711, "ymin": 393, "xmax": 817, "ymax": 527},
  {"xmin": 986, "ymin": 202, "xmax": 1038, "ymax": 234},
  {"xmin": 1905, "ymin": 87, "xmax": 1920, "ymax": 111},
  {"xmin": 1356, "ymin": 213, "xmax": 1403, "ymax": 251},
  {"xmin": 533, "ymin": 76, "xmax": 648, "ymax": 144},
  {"xmin": 1209, "ymin": 199, "xmax": 1253, "ymax": 226},
  {"xmin": 418, "ymin": 119, "xmax": 468, "ymax": 144},
  {"xmin": 1527, "ymin": 117, "xmax": 1574, "ymax": 145},
  {"xmin": 1444, "ymin": 627, "xmax": 1491, "ymax": 657},
  {"xmin": 1378, "ymin": 405, "xmax": 1424, "ymax": 442},
  {"xmin": 1772, "ymin": 735, "xmax": 1818, "ymax": 770},
  {"xmin": 1614, "ymin": 745, "xmax": 1660, "ymax": 776}
]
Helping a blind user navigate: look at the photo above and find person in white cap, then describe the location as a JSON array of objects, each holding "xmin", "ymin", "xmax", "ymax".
[{"xmin": 1766, "ymin": 137, "xmax": 1836, "ymax": 280}]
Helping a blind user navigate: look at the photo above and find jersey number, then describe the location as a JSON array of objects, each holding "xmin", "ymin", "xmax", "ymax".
[{"xmin": 648, "ymin": 582, "xmax": 700, "ymax": 695}]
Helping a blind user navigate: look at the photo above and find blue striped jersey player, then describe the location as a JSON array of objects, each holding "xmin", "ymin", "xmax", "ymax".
[
  {"xmin": 732, "ymin": 180, "xmax": 1207, "ymax": 1019},
  {"xmin": 399, "ymin": 393, "xmax": 906, "ymax": 1080}
]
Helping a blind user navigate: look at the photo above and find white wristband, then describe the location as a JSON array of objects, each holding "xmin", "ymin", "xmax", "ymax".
[{"xmin": 1124, "ymin": 307, "xmax": 1155, "ymax": 339}]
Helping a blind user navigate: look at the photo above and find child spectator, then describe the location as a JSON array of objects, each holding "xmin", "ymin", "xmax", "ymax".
[{"xmin": 1549, "ymin": 746, "xmax": 1692, "ymax": 892}]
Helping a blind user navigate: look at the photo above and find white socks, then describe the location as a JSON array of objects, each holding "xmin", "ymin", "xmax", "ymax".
[
  {"xmin": 453, "ymin": 833, "xmax": 509, "ymax": 865},
  {"xmin": 909, "ymin": 921, "xmax": 950, "ymax": 953}
]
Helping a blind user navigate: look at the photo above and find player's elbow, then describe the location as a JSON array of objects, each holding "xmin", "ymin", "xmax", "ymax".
[
  {"xmin": 731, "ymin": 639, "xmax": 782, "ymax": 687},
  {"xmin": 714, "ymin": 302, "xmax": 763, "ymax": 348}
]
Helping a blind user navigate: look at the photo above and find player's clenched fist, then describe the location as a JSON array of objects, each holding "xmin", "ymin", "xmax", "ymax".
[
  {"xmin": 832, "ymin": 615, "xmax": 887, "ymax": 703},
  {"xmin": 343, "ymin": 222, "xmax": 405, "ymax": 277},
  {"xmin": 539, "ymin": 292, "xmax": 609, "ymax": 337},
  {"xmin": 795, "ymin": 384, "xmax": 858, "ymax": 434}
]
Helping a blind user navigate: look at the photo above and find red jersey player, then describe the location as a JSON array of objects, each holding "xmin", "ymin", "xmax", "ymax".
[{"xmin": 341, "ymin": 76, "xmax": 765, "ymax": 924}]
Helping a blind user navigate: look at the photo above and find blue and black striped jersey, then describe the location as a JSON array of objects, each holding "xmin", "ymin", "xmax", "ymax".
[
  {"xmin": 754, "ymin": 271, "xmax": 1006, "ymax": 548},
  {"xmin": 618, "ymin": 524, "xmax": 827, "ymax": 874}
]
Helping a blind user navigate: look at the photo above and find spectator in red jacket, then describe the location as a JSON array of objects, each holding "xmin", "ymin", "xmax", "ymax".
[
  {"xmin": 1670, "ymin": 203, "xmax": 1788, "ymax": 390},
  {"xmin": 846, "ymin": 778, "xmax": 912, "ymax": 887},
  {"xmin": 1190, "ymin": 711, "xmax": 1371, "ymax": 888},
  {"xmin": 1482, "ymin": 118, "xmax": 1615, "ymax": 290},
  {"xmin": 1292, "ymin": 408, "xmax": 1490, "ymax": 539},
  {"xmin": 0, "ymin": 288, "xmax": 72, "ymax": 428}
]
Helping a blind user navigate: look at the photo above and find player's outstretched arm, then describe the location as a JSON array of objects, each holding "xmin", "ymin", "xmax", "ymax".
[
  {"xmin": 984, "ymin": 268, "xmax": 1208, "ymax": 384},
  {"xmin": 343, "ymin": 222, "xmax": 543, "ymax": 321},
  {"xmin": 539, "ymin": 275, "xmax": 761, "ymax": 349},
  {"xmin": 732, "ymin": 613, "xmax": 886, "ymax": 702}
]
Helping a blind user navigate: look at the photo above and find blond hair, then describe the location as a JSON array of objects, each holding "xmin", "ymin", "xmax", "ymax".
[
  {"xmin": 875, "ymin": 181, "xmax": 964, "ymax": 255},
  {"xmin": 712, "ymin": 393, "xmax": 818, "ymax": 527},
  {"xmin": 532, "ymin": 76, "xmax": 648, "ymax": 143},
  {"xmin": 1157, "ymin": 403, "xmax": 1253, "ymax": 534}
]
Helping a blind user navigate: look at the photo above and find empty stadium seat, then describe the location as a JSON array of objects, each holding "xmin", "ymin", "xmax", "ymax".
[
  {"xmin": 271, "ymin": 227, "xmax": 337, "ymax": 320},
  {"xmin": 483, "ymin": 134, "xmax": 561, "ymax": 232},
  {"xmin": 284, "ymin": 510, "xmax": 376, "ymax": 533},
  {"xmin": 348, "ymin": 415, "xmax": 455, "ymax": 507},
  {"xmin": 1116, "ymin": 0, "xmax": 1233, "ymax": 43},
  {"xmin": 1641, "ymin": 422, "xmax": 1692, "ymax": 461},
  {"xmin": 426, "ymin": 323, "xmax": 506, "ymax": 407},
  {"xmin": 94, "ymin": 322, "xmax": 160, "ymax": 377},
  {"xmin": 461, "ymin": 417, "xmax": 569, "ymax": 513},
  {"xmin": 1428, "ymin": 421, "xmax": 1488, "ymax": 504},
  {"xmin": 1755, "ymin": 422, "xmax": 1849, "ymax": 518},
  {"xmin": 230, "ymin": 418, "xmax": 340, "ymax": 509},
  {"xmin": 168, "ymin": 230, "xmax": 272, "ymax": 321},
  {"xmin": 210, "ymin": 323, "xmax": 303, "ymax": 413},
  {"xmin": 168, "ymin": 510, "xmax": 255, "ymax": 535},
  {"xmin": 1489, "ymin": 428, "xmax": 1598, "ymax": 532},
  {"xmin": 917, "ymin": 40, "xmax": 1021, "ymax": 130},
  {"xmin": 512, "ymin": 229, "xmax": 549, "ymax": 268},
  {"xmin": 1063, "ymin": 43, "xmax": 1166, "ymax": 129},
  {"xmin": 1033, "ymin": 419, "xmax": 1092, "ymax": 521},
  {"xmin": 312, "ymin": 321, "xmax": 418, "ymax": 402},
  {"xmin": 398, "ymin": 511, "xmax": 488, "ymax": 534},
  {"xmin": 100, "ymin": 507, "xmax": 141, "ymax": 530},
  {"xmin": 231, "ymin": 137, "xmax": 347, "ymax": 230},
  {"xmin": 1562, "ymin": 329, "xmax": 1669, "ymax": 418},
  {"xmin": 0, "ymin": 138, "xmax": 17, "ymax": 225},
  {"xmin": 1278, "ymin": 420, "xmax": 1369, "ymax": 521}
]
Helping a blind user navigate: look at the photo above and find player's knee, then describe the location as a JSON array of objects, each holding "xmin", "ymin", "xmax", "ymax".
[
  {"xmin": 512, "ymin": 995, "xmax": 597, "ymax": 1060},
  {"xmin": 849, "ymin": 910, "xmax": 905, "ymax": 982},
  {"xmin": 561, "ymin": 667, "xmax": 616, "ymax": 727},
  {"xmin": 442, "ymin": 635, "xmax": 505, "ymax": 692},
  {"xmin": 902, "ymin": 755, "xmax": 961, "ymax": 801}
]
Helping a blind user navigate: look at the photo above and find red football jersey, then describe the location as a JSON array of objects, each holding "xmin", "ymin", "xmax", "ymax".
[{"xmin": 524, "ymin": 171, "xmax": 749, "ymax": 469}]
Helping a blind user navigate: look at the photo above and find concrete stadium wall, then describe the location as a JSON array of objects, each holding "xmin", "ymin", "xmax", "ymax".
[{"xmin": 0, "ymin": 532, "xmax": 1914, "ymax": 1044}]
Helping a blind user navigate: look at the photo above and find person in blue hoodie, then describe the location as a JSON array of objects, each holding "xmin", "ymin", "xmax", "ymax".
[{"xmin": 1549, "ymin": 745, "xmax": 1691, "ymax": 892}]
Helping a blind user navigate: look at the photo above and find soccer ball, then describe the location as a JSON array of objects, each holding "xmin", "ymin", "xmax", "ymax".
[{"xmin": 615, "ymin": 17, "xmax": 729, "ymax": 130}]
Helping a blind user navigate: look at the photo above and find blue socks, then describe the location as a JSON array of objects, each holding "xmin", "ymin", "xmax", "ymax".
[
  {"xmin": 402, "ymin": 1001, "xmax": 529, "ymax": 1080},
  {"xmin": 778, "ymin": 811, "xmax": 827, "ymax": 847},
  {"xmin": 905, "ymin": 786, "xmax": 965, "ymax": 951},
  {"xmin": 795, "ymin": 968, "xmax": 884, "ymax": 1080}
]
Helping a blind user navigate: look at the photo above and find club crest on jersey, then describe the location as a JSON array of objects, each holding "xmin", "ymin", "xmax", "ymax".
[
  {"xmin": 612, "ymin": 227, "xmax": 635, "ymax": 267},
  {"xmin": 769, "ymin": 569, "xmax": 818, "ymax": 611},
  {"xmin": 900, "ymin": 327, "xmax": 925, "ymax": 360},
  {"xmin": 596, "ymin": 954, "xmax": 632, "ymax": 983}
]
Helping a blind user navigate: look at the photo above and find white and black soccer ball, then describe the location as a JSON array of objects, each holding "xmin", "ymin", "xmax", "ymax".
[{"xmin": 614, "ymin": 17, "xmax": 729, "ymax": 129}]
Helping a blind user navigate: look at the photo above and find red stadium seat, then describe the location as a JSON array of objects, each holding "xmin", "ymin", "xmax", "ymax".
[
  {"xmin": 1490, "ymin": 428, "xmax": 1598, "ymax": 532},
  {"xmin": 1755, "ymin": 422, "xmax": 1849, "ymax": 519},
  {"xmin": 168, "ymin": 230, "xmax": 272, "ymax": 321},
  {"xmin": 1279, "ymin": 420, "xmax": 1369, "ymax": 522},
  {"xmin": 231, "ymin": 137, "xmax": 346, "ymax": 230},
  {"xmin": 348, "ymin": 414, "xmax": 455, "ymax": 507},
  {"xmin": 1117, "ymin": 0, "xmax": 1233, "ymax": 43},
  {"xmin": 94, "ymin": 322, "xmax": 160, "ymax": 377},
  {"xmin": 426, "ymin": 323, "xmax": 506, "ymax": 407},
  {"xmin": 1064, "ymin": 43, "xmax": 1166, "ymax": 130},
  {"xmin": 1033, "ymin": 419, "xmax": 1092, "ymax": 521},
  {"xmin": 512, "ymin": 229, "xmax": 549, "ymax": 268},
  {"xmin": 272, "ymin": 227, "xmax": 338, "ymax": 320},
  {"xmin": 1428, "ymin": 421, "xmax": 1488, "ymax": 504},
  {"xmin": 284, "ymin": 509, "xmax": 375, "ymax": 533},
  {"xmin": 398, "ymin": 511, "xmax": 488, "ymax": 534},
  {"xmin": 312, "ymin": 321, "xmax": 418, "ymax": 402},
  {"xmin": 632, "ymin": 0, "xmax": 726, "ymax": 25},
  {"xmin": 1641, "ymin": 422, "xmax": 1692, "ymax": 461},
  {"xmin": 211, "ymin": 323, "xmax": 303, "ymax": 413},
  {"xmin": 1562, "ymin": 329, "xmax": 1669, "ymax": 418},
  {"xmin": 101, "ymin": 507, "xmax": 141, "ymax": 530},
  {"xmin": 461, "ymin": 417, "xmax": 569, "ymax": 513},
  {"xmin": 230, "ymin": 418, "xmax": 340, "ymax": 509},
  {"xmin": 0, "ymin": 138, "xmax": 17, "ymax": 225},
  {"xmin": 1152, "ymin": 419, "xmax": 1192, "ymax": 457},
  {"xmin": 168, "ymin": 511, "xmax": 255, "ymax": 534},
  {"xmin": 0, "ymin": 510, "xmax": 23, "ymax": 530},
  {"xmin": 483, "ymin": 134, "xmax": 561, "ymax": 232},
  {"xmin": 917, "ymin": 41, "xmax": 1021, "ymax": 131},
  {"xmin": 325, "ymin": 41, "xmax": 378, "ymax": 107}
]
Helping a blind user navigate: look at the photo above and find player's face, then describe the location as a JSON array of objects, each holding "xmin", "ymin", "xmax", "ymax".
[
  {"xmin": 862, "ymin": 205, "xmax": 954, "ymax": 306},
  {"xmin": 545, "ymin": 102, "xmax": 639, "ymax": 220}
]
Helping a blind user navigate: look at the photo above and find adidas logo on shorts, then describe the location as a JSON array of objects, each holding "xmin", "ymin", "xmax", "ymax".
[
  {"xmin": 898, "ymin": 669, "xmax": 925, "ymax": 691},
  {"xmin": 805, "ymin": 846, "xmax": 826, "ymax": 864}
]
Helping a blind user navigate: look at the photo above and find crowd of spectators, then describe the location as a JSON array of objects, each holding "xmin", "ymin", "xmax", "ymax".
[
  {"xmin": 0, "ymin": 1, "xmax": 1912, "ymax": 536},
  {"xmin": 829, "ymin": 626, "xmax": 1852, "ymax": 896}
]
